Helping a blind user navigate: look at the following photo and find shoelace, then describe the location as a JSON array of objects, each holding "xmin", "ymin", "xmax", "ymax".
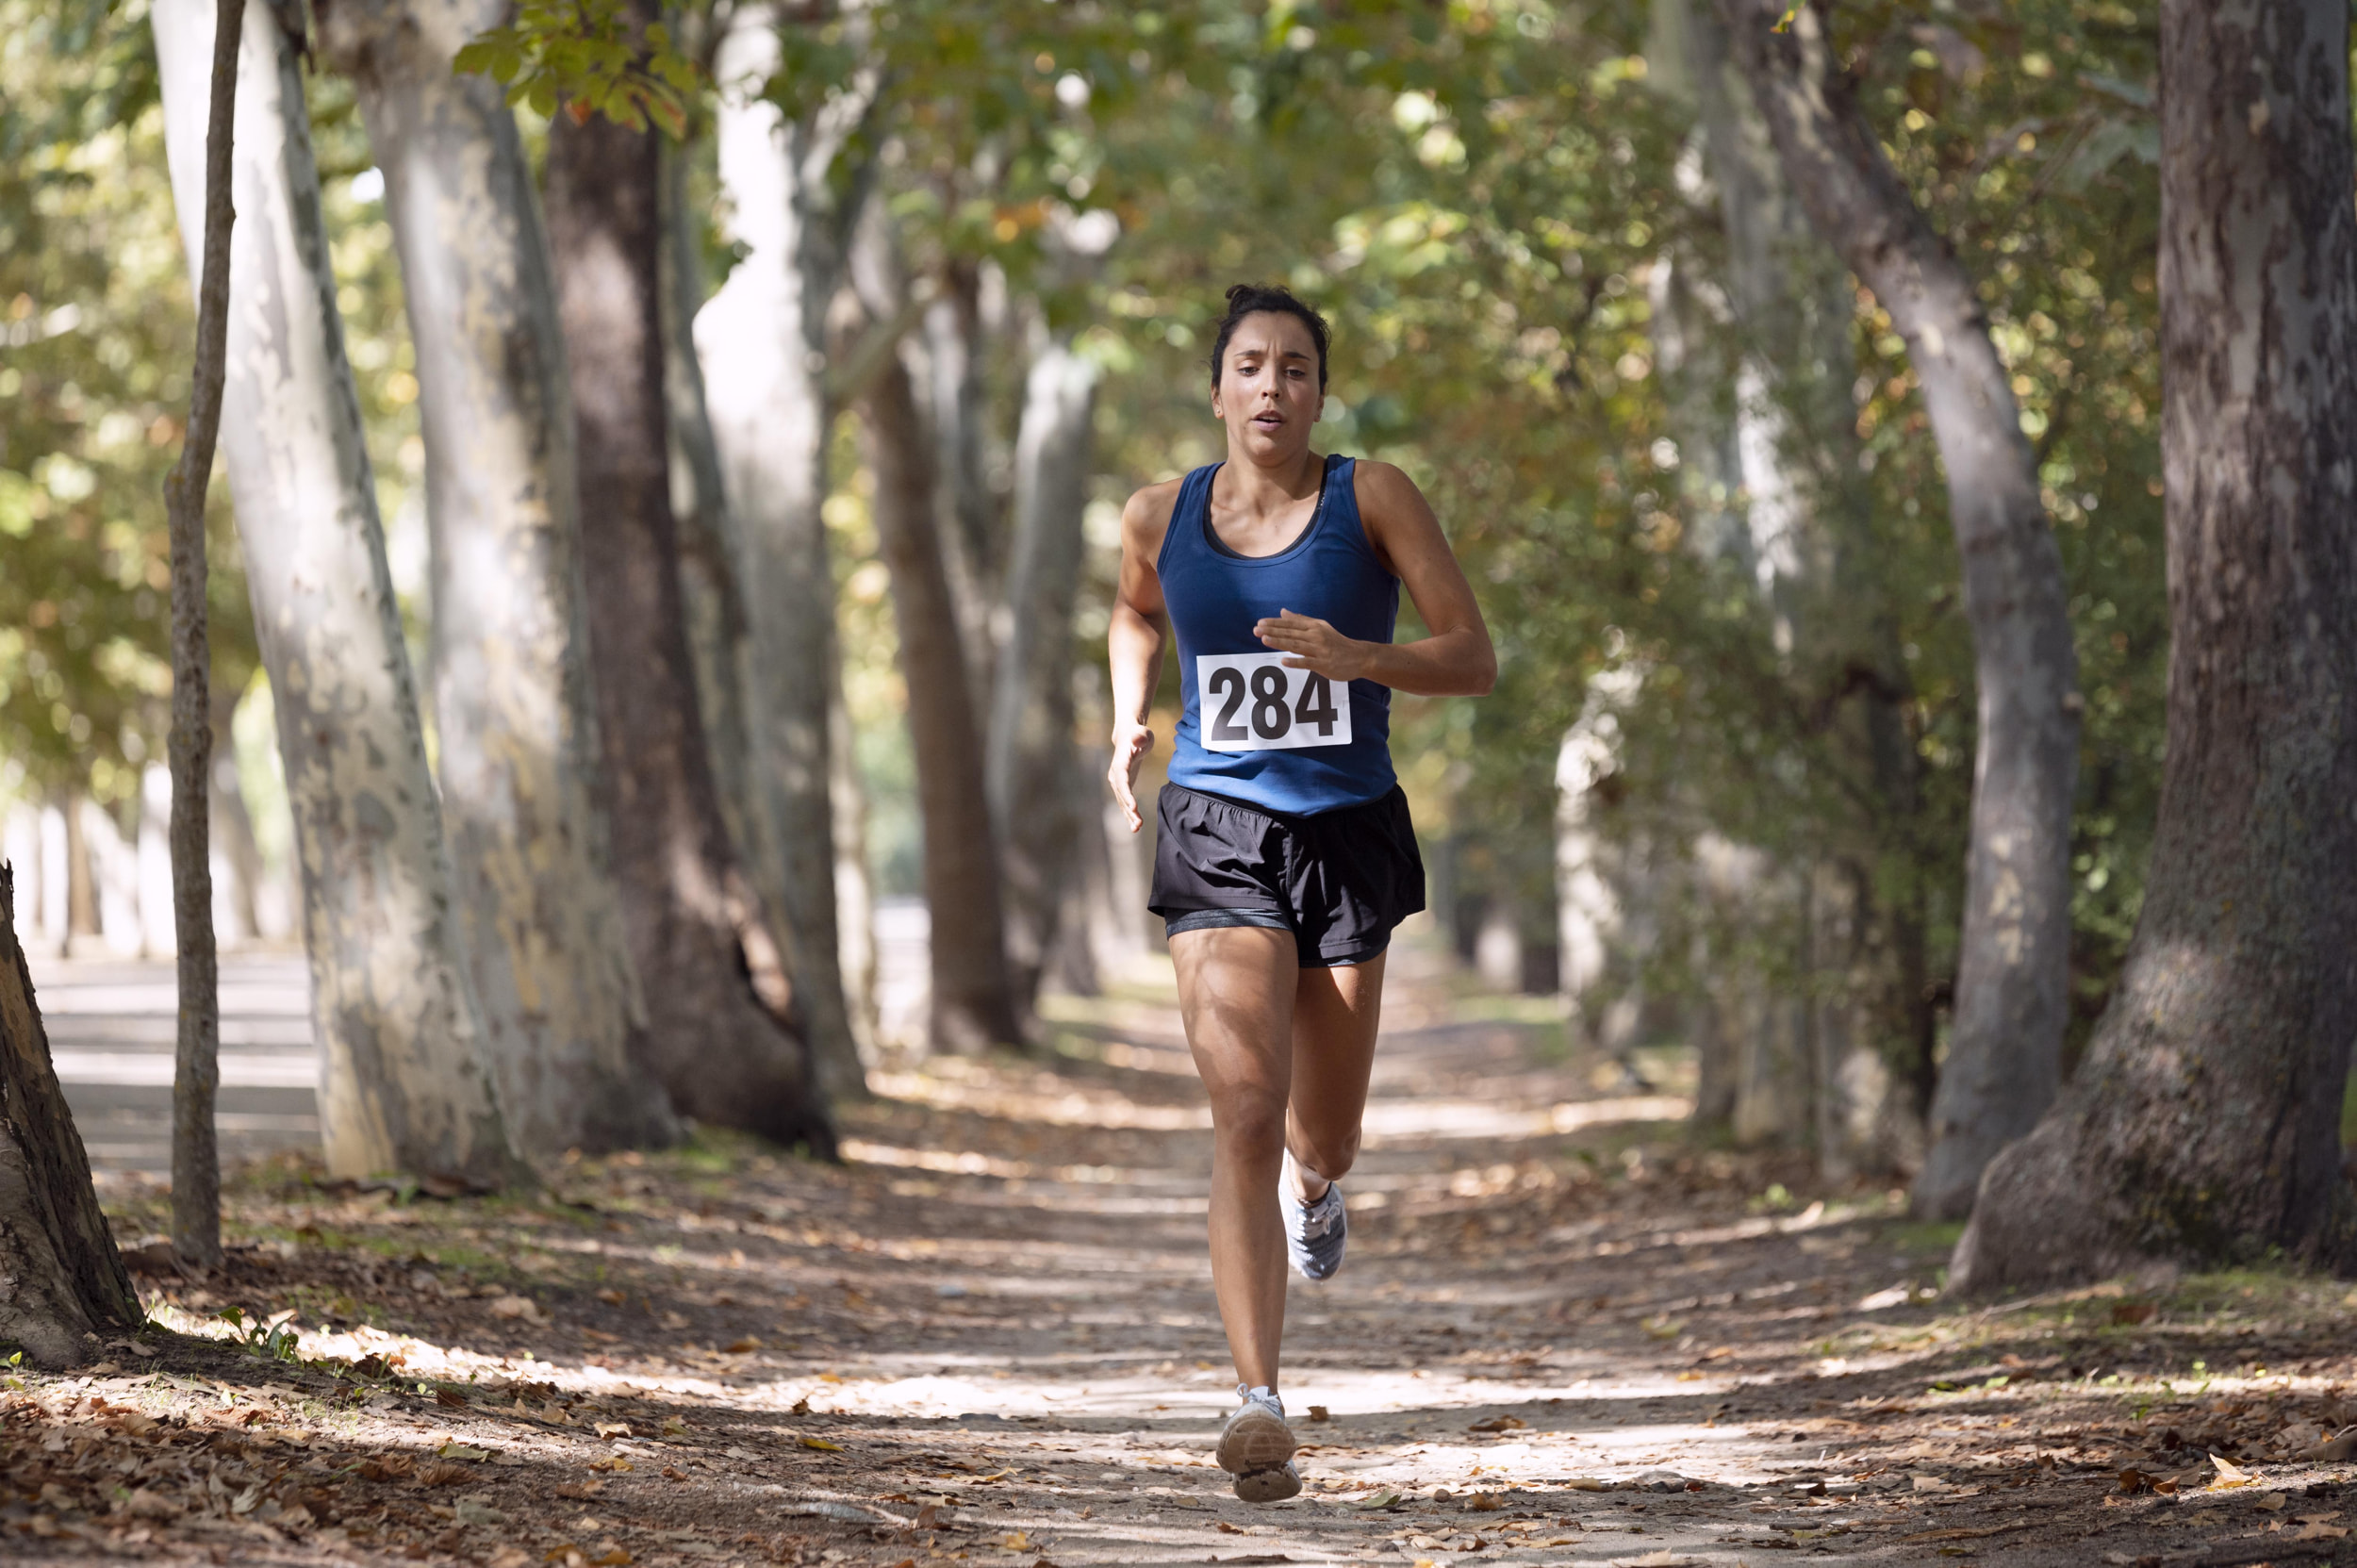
[{"xmin": 1295, "ymin": 1185, "xmax": 1342, "ymax": 1239}]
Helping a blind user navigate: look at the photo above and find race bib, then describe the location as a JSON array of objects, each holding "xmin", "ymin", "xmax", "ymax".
[{"xmin": 1195, "ymin": 652, "xmax": 1352, "ymax": 752}]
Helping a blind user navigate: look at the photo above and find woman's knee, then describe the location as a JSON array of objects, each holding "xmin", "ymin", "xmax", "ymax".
[
  {"xmin": 1292, "ymin": 1126, "xmax": 1360, "ymax": 1182},
  {"xmin": 1211, "ymin": 1086, "xmax": 1290, "ymax": 1155}
]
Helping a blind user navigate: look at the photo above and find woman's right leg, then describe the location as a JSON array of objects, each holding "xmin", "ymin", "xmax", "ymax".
[{"xmin": 1169, "ymin": 924, "xmax": 1299, "ymax": 1394}]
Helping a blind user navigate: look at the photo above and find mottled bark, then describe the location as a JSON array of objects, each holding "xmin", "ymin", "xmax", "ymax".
[
  {"xmin": 987, "ymin": 338, "xmax": 1098, "ymax": 1007},
  {"xmin": 658, "ymin": 139, "xmax": 861, "ymax": 1095},
  {"xmin": 543, "ymin": 58, "xmax": 833, "ymax": 1152},
  {"xmin": 317, "ymin": 0, "xmax": 677, "ymax": 1161},
  {"xmin": 860, "ymin": 352, "xmax": 1023, "ymax": 1051},
  {"xmin": 1954, "ymin": 0, "xmax": 2357, "ymax": 1290},
  {"xmin": 154, "ymin": 0, "xmax": 519, "ymax": 1186},
  {"xmin": 1729, "ymin": 0, "xmax": 2081, "ymax": 1217},
  {"xmin": 695, "ymin": 7, "xmax": 869, "ymax": 1083},
  {"xmin": 0, "ymin": 867, "xmax": 141, "ymax": 1366}
]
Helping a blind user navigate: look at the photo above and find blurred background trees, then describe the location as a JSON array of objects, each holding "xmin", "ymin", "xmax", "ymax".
[{"xmin": 3, "ymin": 0, "xmax": 2214, "ymax": 1213}]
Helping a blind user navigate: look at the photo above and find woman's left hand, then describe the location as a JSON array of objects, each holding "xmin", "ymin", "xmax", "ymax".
[{"xmin": 1255, "ymin": 609, "xmax": 1371, "ymax": 682}]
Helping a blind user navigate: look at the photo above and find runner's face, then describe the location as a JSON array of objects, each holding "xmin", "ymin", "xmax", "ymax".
[{"xmin": 1213, "ymin": 312, "xmax": 1324, "ymax": 464}]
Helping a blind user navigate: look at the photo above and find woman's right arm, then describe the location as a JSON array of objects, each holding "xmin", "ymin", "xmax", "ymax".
[{"xmin": 1108, "ymin": 482, "xmax": 1178, "ymax": 834}]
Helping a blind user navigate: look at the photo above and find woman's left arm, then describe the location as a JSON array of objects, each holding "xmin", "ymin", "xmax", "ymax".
[{"xmin": 1252, "ymin": 460, "xmax": 1497, "ymax": 697}]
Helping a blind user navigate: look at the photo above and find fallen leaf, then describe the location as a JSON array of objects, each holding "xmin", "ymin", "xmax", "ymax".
[
  {"xmin": 2110, "ymin": 1301, "xmax": 2157, "ymax": 1326},
  {"xmin": 124, "ymin": 1488, "xmax": 181, "ymax": 1520},
  {"xmin": 1468, "ymin": 1415, "xmax": 1525, "ymax": 1433},
  {"xmin": 2209, "ymin": 1453, "xmax": 2253, "ymax": 1488},
  {"xmin": 555, "ymin": 1481, "xmax": 605, "ymax": 1500},
  {"xmin": 1000, "ymin": 1530, "xmax": 1032, "ymax": 1550},
  {"xmin": 439, "ymin": 1442, "xmax": 495, "ymax": 1461},
  {"xmin": 2298, "ymin": 1426, "xmax": 2357, "ymax": 1462},
  {"xmin": 591, "ymin": 1552, "xmax": 633, "ymax": 1567},
  {"xmin": 587, "ymin": 1457, "xmax": 633, "ymax": 1473},
  {"xmin": 418, "ymin": 1461, "xmax": 471, "ymax": 1486},
  {"xmin": 1218, "ymin": 1521, "xmax": 1247, "ymax": 1533},
  {"xmin": 724, "ymin": 1337, "xmax": 762, "ymax": 1354},
  {"xmin": 2295, "ymin": 1522, "xmax": 2352, "ymax": 1541},
  {"xmin": 1358, "ymin": 1491, "xmax": 1403, "ymax": 1509},
  {"xmin": 487, "ymin": 1551, "xmax": 533, "ymax": 1568},
  {"xmin": 489, "ymin": 1295, "xmax": 546, "ymax": 1323},
  {"xmin": 2257, "ymin": 1493, "xmax": 2288, "ymax": 1511},
  {"xmin": 1465, "ymin": 1492, "xmax": 1503, "ymax": 1511},
  {"xmin": 1308, "ymin": 1405, "xmax": 1330, "ymax": 1423},
  {"xmin": 800, "ymin": 1435, "xmax": 845, "ymax": 1452},
  {"xmin": 437, "ymin": 1387, "xmax": 468, "ymax": 1408},
  {"xmin": 595, "ymin": 1288, "xmax": 626, "ymax": 1306},
  {"xmin": 661, "ymin": 1465, "xmax": 688, "ymax": 1481},
  {"xmin": 594, "ymin": 1421, "xmax": 632, "ymax": 1439},
  {"xmin": 1563, "ymin": 1477, "xmax": 1608, "ymax": 1492}
]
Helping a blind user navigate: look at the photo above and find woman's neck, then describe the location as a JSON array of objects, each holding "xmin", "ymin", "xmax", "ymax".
[{"xmin": 1218, "ymin": 445, "xmax": 1324, "ymax": 517}]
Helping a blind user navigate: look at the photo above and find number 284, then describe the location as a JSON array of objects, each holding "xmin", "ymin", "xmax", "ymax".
[{"xmin": 1196, "ymin": 653, "xmax": 1353, "ymax": 753}]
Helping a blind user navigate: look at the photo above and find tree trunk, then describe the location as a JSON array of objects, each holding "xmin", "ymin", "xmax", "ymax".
[
  {"xmin": 0, "ymin": 867, "xmax": 142, "ymax": 1367},
  {"xmin": 316, "ymin": 0, "xmax": 679, "ymax": 1162},
  {"xmin": 1953, "ymin": 0, "xmax": 2357, "ymax": 1290},
  {"xmin": 209, "ymin": 685, "xmax": 267, "ymax": 944},
  {"xmin": 162, "ymin": 0, "xmax": 241, "ymax": 1271},
  {"xmin": 658, "ymin": 137, "xmax": 864, "ymax": 1096},
  {"xmin": 860, "ymin": 352, "xmax": 1024, "ymax": 1051},
  {"xmin": 542, "ymin": 57, "xmax": 834, "ymax": 1153},
  {"xmin": 154, "ymin": 0, "xmax": 520, "ymax": 1187},
  {"xmin": 60, "ymin": 790, "xmax": 97, "ymax": 949},
  {"xmin": 987, "ymin": 337, "xmax": 1098, "ymax": 1007},
  {"xmin": 1728, "ymin": 0, "xmax": 2082, "ymax": 1218},
  {"xmin": 829, "ymin": 676, "xmax": 882, "ymax": 1060},
  {"xmin": 922, "ymin": 264, "xmax": 1001, "ymax": 698},
  {"xmin": 695, "ymin": 5, "xmax": 868, "ymax": 1086}
]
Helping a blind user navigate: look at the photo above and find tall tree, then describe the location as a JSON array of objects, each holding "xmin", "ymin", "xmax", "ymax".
[
  {"xmin": 154, "ymin": 0, "xmax": 520, "ymax": 1186},
  {"xmin": 540, "ymin": 8, "xmax": 835, "ymax": 1149},
  {"xmin": 317, "ymin": 0, "xmax": 679, "ymax": 1161},
  {"xmin": 696, "ymin": 5, "xmax": 871, "ymax": 1085},
  {"xmin": 1954, "ymin": 0, "xmax": 2357, "ymax": 1289},
  {"xmin": 988, "ymin": 331, "xmax": 1099, "ymax": 1007},
  {"xmin": 0, "ymin": 867, "xmax": 142, "ymax": 1366},
  {"xmin": 1728, "ymin": 0, "xmax": 2082, "ymax": 1218},
  {"xmin": 851, "ymin": 223, "xmax": 1023, "ymax": 1051},
  {"xmin": 160, "ymin": 0, "xmax": 242, "ymax": 1270}
]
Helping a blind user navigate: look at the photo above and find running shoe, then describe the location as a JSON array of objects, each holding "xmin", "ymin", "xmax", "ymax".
[
  {"xmin": 1280, "ymin": 1151, "xmax": 1346, "ymax": 1281},
  {"xmin": 1216, "ymin": 1385, "xmax": 1300, "ymax": 1501}
]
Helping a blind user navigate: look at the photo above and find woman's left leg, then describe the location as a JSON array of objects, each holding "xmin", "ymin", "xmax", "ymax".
[{"xmin": 1284, "ymin": 952, "xmax": 1386, "ymax": 1209}]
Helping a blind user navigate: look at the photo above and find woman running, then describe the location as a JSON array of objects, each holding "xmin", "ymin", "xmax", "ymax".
[{"xmin": 1107, "ymin": 283, "xmax": 1496, "ymax": 1502}]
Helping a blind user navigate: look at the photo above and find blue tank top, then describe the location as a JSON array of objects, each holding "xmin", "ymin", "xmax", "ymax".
[{"xmin": 1162, "ymin": 454, "xmax": 1400, "ymax": 816}]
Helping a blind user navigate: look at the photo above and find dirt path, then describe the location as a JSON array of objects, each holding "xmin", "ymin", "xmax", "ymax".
[{"xmin": 19, "ymin": 940, "xmax": 2357, "ymax": 1566}]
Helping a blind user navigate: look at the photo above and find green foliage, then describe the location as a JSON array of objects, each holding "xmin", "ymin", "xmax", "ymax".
[
  {"xmin": 454, "ymin": 0, "xmax": 700, "ymax": 137},
  {"xmin": 0, "ymin": 0, "xmax": 255, "ymax": 808}
]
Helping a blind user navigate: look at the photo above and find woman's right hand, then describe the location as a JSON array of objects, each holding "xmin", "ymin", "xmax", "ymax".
[{"xmin": 1109, "ymin": 719, "xmax": 1156, "ymax": 834}]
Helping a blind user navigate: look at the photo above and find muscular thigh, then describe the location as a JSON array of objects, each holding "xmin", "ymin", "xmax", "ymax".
[
  {"xmin": 1171, "ymin": 926, "xmax": 1300, "ymax": 1115},
  {"xmin": 1289, "ymin": 953, "xmax": 1385, "ymax": 1149}
]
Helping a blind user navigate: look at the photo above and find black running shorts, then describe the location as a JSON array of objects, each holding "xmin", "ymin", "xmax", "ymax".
[{"xmin": 1148, "ymin": 782, "xmax": 1426, "ymax": 968}]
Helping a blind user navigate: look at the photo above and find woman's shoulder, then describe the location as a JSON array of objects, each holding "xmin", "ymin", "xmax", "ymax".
[
  {"xmin": 1121, "ymin": 472, "xmax": 1192, "ymax": 555},
  {"xmin": 1346, "ymin": 457, "xmax": 1422, "ymax": 512}
]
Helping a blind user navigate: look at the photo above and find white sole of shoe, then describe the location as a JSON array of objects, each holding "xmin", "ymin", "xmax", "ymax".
[
  {"xmin": 1215, "ymin": 1405, "xmax": 1297, "ymax": 1476},
  {"xmin": 1233, "ymin": 1461, "xmax": 1302, "ymax": 1503}
]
